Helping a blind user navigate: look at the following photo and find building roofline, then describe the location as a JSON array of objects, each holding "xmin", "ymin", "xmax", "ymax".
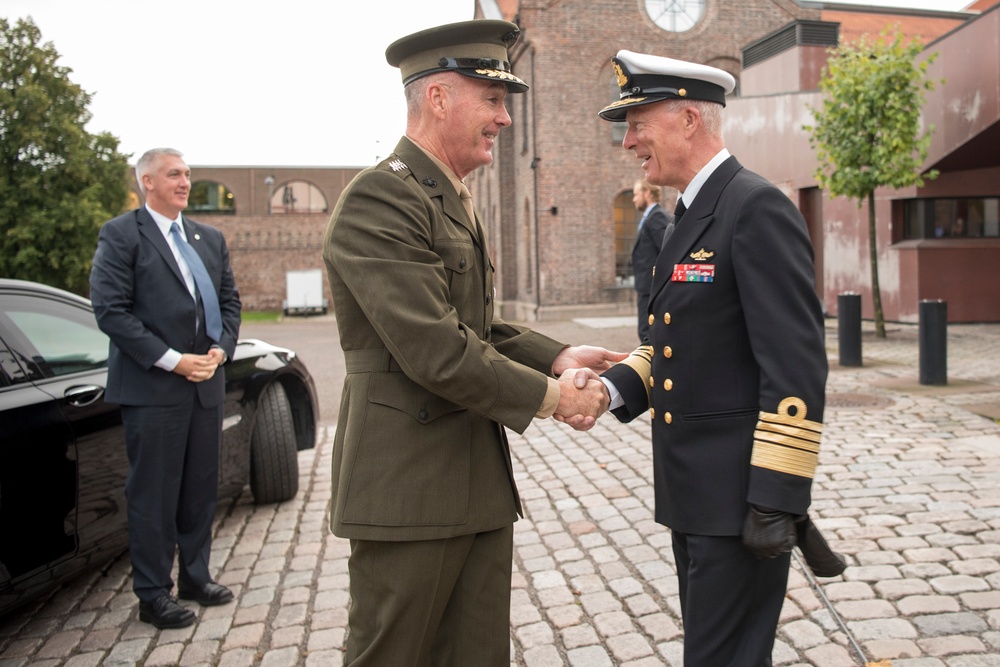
[
  {"xmin": 925, "ymin": 0, "xmax": 1000, "ymax": 49},
  {"xmin": 795, "ymin": 1, "xmax": 975, "ymax": 21}
]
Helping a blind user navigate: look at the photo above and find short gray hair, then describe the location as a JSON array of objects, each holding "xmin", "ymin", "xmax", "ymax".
[
  {"xmin": 661, "ymin": 99, "xmax": 723, "ymax": 137},
  {"xmin": 135, "ymin": 148, "xmax": 183, "ymax": 195}
]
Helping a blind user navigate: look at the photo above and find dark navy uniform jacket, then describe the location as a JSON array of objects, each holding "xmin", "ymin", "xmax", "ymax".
[{"xmin": 603, "ymin": 156, "xmax": 828, "ymax": 536}]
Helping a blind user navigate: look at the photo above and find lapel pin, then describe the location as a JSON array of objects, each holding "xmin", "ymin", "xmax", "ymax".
[{"xmin": 194, "ymin": 233, "xmax": 201, "ymax": 241}]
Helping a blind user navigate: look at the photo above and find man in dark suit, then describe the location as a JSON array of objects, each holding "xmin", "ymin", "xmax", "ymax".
[
  {"xmin": 597, "ymin": 52, "xmax": 829, "ymax": 666},
  {"xmin": 90, "ymin": 148, "xmax": 241, "ymax": 629},
  {"xmin": 631, "ymin": 179, "xmax": 672, "ymax": 342},
  {"xmin": 323, "ymin": 20, "xmax": 622, "ymax": 667}
]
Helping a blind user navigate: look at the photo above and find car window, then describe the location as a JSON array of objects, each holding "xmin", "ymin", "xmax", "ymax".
[
  {"xmin": 1, "ymin": 294, "xmax": 109, "ymax": 379},
  {"xmin": 0, "ymin": 339, "xmax": 26, "ymax": 387}
]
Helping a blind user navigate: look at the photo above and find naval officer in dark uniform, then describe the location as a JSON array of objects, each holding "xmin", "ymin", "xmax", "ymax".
[
  {"xmin": 597, "ymin": 51, "xmax": 830, "ymax": 666},
  {"xmin": 323, "ymin": 20, "xmax": 623, "ymax": 667}
]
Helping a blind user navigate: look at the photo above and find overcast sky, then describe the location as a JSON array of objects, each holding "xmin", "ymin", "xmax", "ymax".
[{"xmin": 2, "ymin": 0, "xmax": 974, "ymax": 167}]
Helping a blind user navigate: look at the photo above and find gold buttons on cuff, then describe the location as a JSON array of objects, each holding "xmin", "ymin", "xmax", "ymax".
[
  {"xmin": 648, "ymin": 376, "xmax": 655, "ymax": 388},
  {"xmin": 648, "ymin": 314, "xmax": 655, "ymax": 326},
  {"xmin": 663, "ymin": 346, "xmax": 673, "ymax": 358},
  {"xmin": 664, "ymin": 312, "xmax": 671, "ymax": 325},
  {"xmin": 663, "ymin": 378, "xmax": 673, "ymax": 391},
  {"xmin": 664, "ymin": 412, "xmax": 673, "ymax": 424}
]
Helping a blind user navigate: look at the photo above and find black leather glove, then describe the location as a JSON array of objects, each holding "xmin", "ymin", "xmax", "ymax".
[
  {"xmin": 741, "ymin": 505, "xmax": 798, "ymax": 559},
  {"xmin": 796, "ymin": 516, "xmax": 847, "ymax": 577}
]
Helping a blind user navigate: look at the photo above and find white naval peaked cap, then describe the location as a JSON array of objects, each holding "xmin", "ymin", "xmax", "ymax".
[{"xmin": 599, "ymin": 50, "xmax": 736, "ymax": 121}]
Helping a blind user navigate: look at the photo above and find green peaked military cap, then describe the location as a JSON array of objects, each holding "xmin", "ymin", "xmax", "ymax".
[{"xmin": 385, "ymin": 19, "xmax": 528, "ymax": 93}]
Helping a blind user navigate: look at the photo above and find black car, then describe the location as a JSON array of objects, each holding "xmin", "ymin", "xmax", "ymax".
[{"xmin": 0, "ymin": 278, "xmax": 318, "ymax": 616}]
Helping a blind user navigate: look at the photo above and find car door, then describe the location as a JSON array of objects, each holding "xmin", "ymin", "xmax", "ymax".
[{"xmin": 0, "ymin": 288, "xmax": 127, "ymax": 584}]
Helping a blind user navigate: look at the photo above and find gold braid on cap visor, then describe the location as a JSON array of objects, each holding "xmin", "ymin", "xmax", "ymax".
[{"xmin": 750, "ymin": 396, "xmax": 822, "ymax": 478}]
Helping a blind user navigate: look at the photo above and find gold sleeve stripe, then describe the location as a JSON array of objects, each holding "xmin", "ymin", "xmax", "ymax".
[
  {"xmin": 750, "ymin": 396, "xmax": 823, "ymax": 479},
  {"xmin": 753, "ymin": 422, "xmax": 819, "ymax": 454},
  {"xmin": 751, "ymin": 444, "xmax": 818, "ymax": 478},
  {"xmin": 617, "ymin": 345, "xmax": 653, "ymax": 404},
  {"xmin": 755, "ymin": 422, "xmax": 822, "ymax": 447}
]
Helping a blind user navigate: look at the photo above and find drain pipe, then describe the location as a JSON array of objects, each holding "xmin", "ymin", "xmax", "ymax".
[{"xmin": 529, "ymin": 44, "xmax": 541, "ymax": 317}]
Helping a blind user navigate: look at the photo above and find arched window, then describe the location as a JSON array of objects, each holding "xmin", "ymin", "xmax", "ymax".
[
  {"xmin": 613, "ymin": 190, "xmax": 637, "ymax": 284},
  {"xmin": 187, "ymin": 181, "xmax": 236, "ymax": 214},
  {"xmin": 270, "ymin": 181, "xmax": 328, "ymax": 214}
]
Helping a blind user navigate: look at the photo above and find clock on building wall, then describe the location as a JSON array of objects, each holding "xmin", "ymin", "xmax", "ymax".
[{"xmin": 644, "ymin": 0, "xmax": 706, "ymax": 32}]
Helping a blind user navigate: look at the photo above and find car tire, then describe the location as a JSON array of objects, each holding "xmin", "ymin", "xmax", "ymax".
[{"xmin": 249, "ymin": 383, "xmax": 299, "ymax": 504}]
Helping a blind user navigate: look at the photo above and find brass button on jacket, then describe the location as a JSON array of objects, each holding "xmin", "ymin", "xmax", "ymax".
[
  {"xmin": 664, "ymin": 312, "xmax": 671, "ymax": 325},
  {"xmin": 663, "ymin": 378, "xmax": 673, "ymax": 391},
  {"xmin": 663, "ymin": 346, "xmax": 673, "ymax": 358},
  {"xmin": 664, "ymin": 412, "xmax": 673, "ymax": 424}
]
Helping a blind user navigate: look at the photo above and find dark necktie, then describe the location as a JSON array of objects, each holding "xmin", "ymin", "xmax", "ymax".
[
  {"xmin": 170, "ymin": 222, "xmax": 223, "ymax": 342},
  {"xmin": 661, "ymin": 200, "xmax": 686, "ymax": 249}
]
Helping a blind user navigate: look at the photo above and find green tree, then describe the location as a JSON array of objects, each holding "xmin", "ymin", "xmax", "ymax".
[
  {"xmin": 806, "ymin": 29, "xmax": 939, "ymax": 338},
  {"xmin": 0, "ymin": 17, "xmax": 130, "ymax": 296}
]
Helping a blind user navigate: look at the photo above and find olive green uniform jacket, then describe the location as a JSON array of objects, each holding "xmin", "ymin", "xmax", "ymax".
[{"xmin": 323, "ymin": 137, "xmax": 566, "ymax": 542}]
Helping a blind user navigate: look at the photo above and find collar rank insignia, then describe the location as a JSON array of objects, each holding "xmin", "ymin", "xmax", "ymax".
[
  {"xmin": 389, "ymin": 159, "xmax": 407, "ymax": 172},
  {"xmin": 690, "ymin": 248, "xmax": 715, "ymax": 261}
]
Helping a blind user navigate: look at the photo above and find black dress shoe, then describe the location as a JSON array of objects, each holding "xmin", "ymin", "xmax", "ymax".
[
  {"xmin": 178, "ymin": 581, "xmax": 234, "ymax": 606},
  {"xmin": 138, "ymin": 595, "xmax": 196, "ymax": 629}
]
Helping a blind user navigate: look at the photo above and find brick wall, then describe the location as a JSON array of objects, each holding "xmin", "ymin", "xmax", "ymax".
[
  {"xmin": 204, "ymin": 214, "xmax": 332, "ymax": 312},
  {"xmin": 469, "ymin": 0, "xmax": 820, "ymax": 320},
  {"xmin": 134, "ymin": 164, "xmax": 363, "ymax": 313}
]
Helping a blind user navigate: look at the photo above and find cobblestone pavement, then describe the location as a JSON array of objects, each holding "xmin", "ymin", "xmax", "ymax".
[{"xmin": 2, "ymin": 318, "xmax": 1000, "ymax": 667}]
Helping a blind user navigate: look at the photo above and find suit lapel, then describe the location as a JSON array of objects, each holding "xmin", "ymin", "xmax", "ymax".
[
  {"xmin": 649, "ymin": 156, "xmax": 742, "ymax": 300},
  {"xmin": 136, "ymin": 208, "xmax": 187, "ymax": 289}
]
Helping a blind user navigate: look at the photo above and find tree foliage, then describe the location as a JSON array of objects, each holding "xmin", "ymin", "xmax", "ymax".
[
  {"xmin": 0, "ymin": 17, "xmax": 130, "ymax": 295},
  {"xmin": 806, "ymin": 29, "xmax": 940, "ymax": 337}
]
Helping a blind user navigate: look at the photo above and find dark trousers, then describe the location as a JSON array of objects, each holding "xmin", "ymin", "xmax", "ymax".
[
  {"xmin": 672, "ymin": 531, "xmax": 791, "ymax": 667},
  {"xmin": 121, "ymin": 396, "xmax": 221, "ymax": 602},
  {"xmin": 345, "ymin": 524, "xmax": 514, "ymax": 667}
]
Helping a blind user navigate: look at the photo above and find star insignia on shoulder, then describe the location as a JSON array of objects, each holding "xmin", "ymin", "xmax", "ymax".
[{"xmin": 389, "ymin": 159, "xmax": 407, "ymax": 172}]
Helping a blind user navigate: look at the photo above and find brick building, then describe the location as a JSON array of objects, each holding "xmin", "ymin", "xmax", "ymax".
[
  {"xmin": 465, "ymin": 0, "xmax": 997, "ymax": 324},
  {"xmin": 129, "ymin": 166, "xmax": 361, "ymax": 311},
  {"xmin": 727, "ymin": 2, "xmax": 1000, "ymax": 323},
  {"xmin": 467, "ymin": 0, "xmax": 825, "ymax": 322},
  {"xmin": 147, "ymin": 0, "xmax": 997, "ymax": 323}
]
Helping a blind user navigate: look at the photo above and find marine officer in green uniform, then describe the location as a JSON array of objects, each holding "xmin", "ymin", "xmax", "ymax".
[{"xmin": 323, "ymin": 20, "xmax": 624, "ymax": 667}]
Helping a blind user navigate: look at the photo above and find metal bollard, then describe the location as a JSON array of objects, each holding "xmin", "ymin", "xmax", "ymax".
[
  {"xmin": 919, "ymin": 299, "xmax": 947, "ymax": 385},
  {"xmin": 838, "ymin": 292, "xmax": 862, "ymax": 367}
]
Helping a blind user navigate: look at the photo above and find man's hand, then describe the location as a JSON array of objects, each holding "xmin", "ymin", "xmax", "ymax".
[
  {"xmin": 741, "ymin": 505, "xmax": 798, "ymax": 559},
  {"xmin": 173, "ymin": 352, "xmax": 220, "ymax": 383},
  {"xmin": 207, "ymin": 346, "xmax": 227, "ymax": 366},
  {"xmin": 552, "ymin": 368, "xmax": 610, "ymax": 431},
  {"xmin": 552, "ymin": 346, "xmax": 628, "ymax": 377}
]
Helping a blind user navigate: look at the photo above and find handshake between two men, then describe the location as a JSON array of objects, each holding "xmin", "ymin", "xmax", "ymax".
[{"xmin": 549, "ymin": 345, "xmax": 628, "ymax": 432}]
